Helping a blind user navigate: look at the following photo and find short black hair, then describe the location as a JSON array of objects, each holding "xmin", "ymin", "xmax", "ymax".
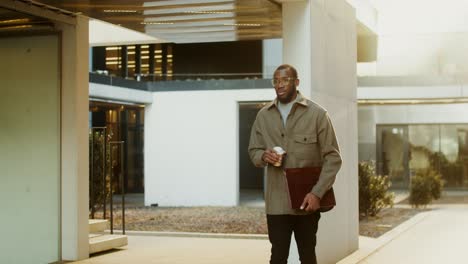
[{"xmin": 274, "ymin": 64, "xmax": 298, "ymax": 78}]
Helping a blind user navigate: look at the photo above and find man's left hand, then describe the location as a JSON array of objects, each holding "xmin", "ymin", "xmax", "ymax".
[{"xmin": 300, "ymin": 193, "xmax": 321, "ymax": 212}]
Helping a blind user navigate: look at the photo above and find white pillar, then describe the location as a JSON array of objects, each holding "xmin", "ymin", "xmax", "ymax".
[
  {"xmin": 58, "ymin": 15, "xmax": 90, "ymax": 261},
  {"xmin": 282, "ymin": 1, "xmax": 359, "ymax": 263},
  {"xmin": 262, "ymin": 39, "xmax": 283, "ymax": 78}
]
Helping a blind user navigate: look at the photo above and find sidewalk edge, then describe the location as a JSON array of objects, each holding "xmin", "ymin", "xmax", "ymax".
[
  {"xmin": 108, "ymin": 230, "xmax": 269, "ymax": 240},
  {"xmin": 337, "ymin": 211, "xmax": 431, "ymax": 264}
]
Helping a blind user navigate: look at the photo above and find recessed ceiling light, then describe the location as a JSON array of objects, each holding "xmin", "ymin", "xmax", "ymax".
[
  {"xmin": 141, "ymin": 22, "xmax": 174, "ymax": 25},
  {"xmin": 223, "ymin": 23, "xmax": 262, "ymax": 27},
  {"xmin": 0, "ymin": 25, "xmax": 33, "ymax": 31},
  {"xmin": 103, "ymin": 10, "xmax": 138, "ymax": 13},
  {"xmin": 357, "ymin": 98, "xmax": 468, "ymax": 105},
  {"xmin": 0, "ymin": 18, "xmax": 30, "ymax": 24},
  {"xmin": 183, "ymin": 10, "xmax": 231, "ymax": 14}
]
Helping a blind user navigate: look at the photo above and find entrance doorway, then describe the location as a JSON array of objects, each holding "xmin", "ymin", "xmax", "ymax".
[
  {"xmin": 238, "ymin": 102, "xmax": 266, "ymax": 206},
  {"xmin": 89, "ymin": 100, "xmax": 145, "ymax": 195}
]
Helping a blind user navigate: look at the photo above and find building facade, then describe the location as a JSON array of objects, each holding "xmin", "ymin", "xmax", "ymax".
[{"xmin": 1, "ymin": 0, "xmax": 363, "ymax": 263}]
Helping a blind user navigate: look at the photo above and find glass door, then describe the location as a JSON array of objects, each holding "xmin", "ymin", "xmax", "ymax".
[
  {"xmin": 457, "ymin": 128, "xmax": 468, "ymax": 188},
  {"xmin": 377, "ymin": 125, "xmax": 410, "ymax": 189}
]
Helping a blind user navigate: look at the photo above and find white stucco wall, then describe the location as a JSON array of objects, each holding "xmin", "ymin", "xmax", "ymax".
[
  {"xmin": 358, "ymin": 85, "xmax": 468, "ymax": 99},
  {"xmin": 90, "ymin": 83, "xmax": 153, "ymax": 104},
  {"xmin": 373, "ymin": 0, "xmax": 468, "ymax": 75},
  {"xmin": 144, "ymin": 88, "xmax": 275, "ymax": 207}
]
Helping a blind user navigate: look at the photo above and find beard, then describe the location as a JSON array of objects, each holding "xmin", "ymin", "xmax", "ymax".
[{"xmin": 277, "ymin": 87, "xmax": 297, "ymax": 104}]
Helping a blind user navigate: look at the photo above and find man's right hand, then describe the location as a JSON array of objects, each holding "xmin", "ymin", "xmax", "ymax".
[{"xmin": 262, "ymin": 149, "xmax": 281, "ymax": 165}]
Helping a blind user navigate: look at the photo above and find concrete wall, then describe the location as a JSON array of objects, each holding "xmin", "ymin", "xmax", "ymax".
[
  {"xmin": 144, "ymin": 88, "xmax": 275, "ymax": 207},
  {"xmin": 346, "ymin": 0, "xmax": 378, "ymax": 33},
  {"xmin": 56, "ymin": 15, "xmax": 90, "ymax": 261},
  {"xmin": 0, "ymin": 1, "xmax": 90, "ymax": 260},
  {"xmin": 0, "ymin": 35, "xmax": 61, "ymax": 264},
  {"xmin": 283, "ymin": 1, "xmax": 359, "ymax": 263}
]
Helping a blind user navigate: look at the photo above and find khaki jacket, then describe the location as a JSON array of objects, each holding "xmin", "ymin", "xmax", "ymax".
[{"xmin": 248, "ymin": 92, "xmax": 342, "ymax": 215}]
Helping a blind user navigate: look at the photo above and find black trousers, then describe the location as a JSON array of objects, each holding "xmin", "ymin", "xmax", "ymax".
[{"xmin": 267, "ymin": 213, "xmax": 321, "ymax": 264}]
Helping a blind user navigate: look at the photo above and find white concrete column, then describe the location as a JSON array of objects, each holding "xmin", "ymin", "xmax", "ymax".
[
  {"xmin": 262, "ymin": 39, "xmax": 283, "ymax": 78},
  {"xmin": 282, "ymin": 1, "xmax": 359, "ymax": 263},
  {"xmin": 57, "ymin": 15, "xmax": 90, "ymax": 261},
  {"xmin": 282, "ymin": 1, "xmax": 312, "ymax": 98}
]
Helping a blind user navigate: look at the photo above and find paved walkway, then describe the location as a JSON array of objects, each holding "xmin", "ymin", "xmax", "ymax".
[
  {"xmin": 339, "ymin": 204, "xmax": 468, "ymax": 264},
  {"xmin": 77, "ymin": 192, "xmax": 468, "ymax": 264},
  {"xmin": 74, "ymin": 235, "xmax": 270, "ymax": 264},
  {"xmin": 357, "ymin": 205, "xmax": 468, "ymax": 264}
]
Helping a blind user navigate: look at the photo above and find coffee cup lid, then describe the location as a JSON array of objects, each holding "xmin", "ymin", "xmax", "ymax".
[{"xmin": 273, "ymin": 146, "xmax": 285, "ymax": 154}]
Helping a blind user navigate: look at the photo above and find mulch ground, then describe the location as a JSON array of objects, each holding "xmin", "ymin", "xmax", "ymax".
[
  {"xmin": 95, "ymin": 206, "xmax": 268, "ymax": 234},
  {"xmin": 92, "ymin": 193, "xmax": 468, "ymax": 238},
  {"xmin": 358, "ymin": 207, "xmax": 427, "ymax": 238},
  {"xmin": 94, "ymin": 206, "xmax": 422, "ymax": 238}
]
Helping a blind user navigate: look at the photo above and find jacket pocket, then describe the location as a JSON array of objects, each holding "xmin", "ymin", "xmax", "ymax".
[
  {"xmin": 293, "ymin": 134, "xmax": 317, "ymax": 144},
  {"xmin": 292, "ymin": 133, "xmax": 319, "ymax": 159}
]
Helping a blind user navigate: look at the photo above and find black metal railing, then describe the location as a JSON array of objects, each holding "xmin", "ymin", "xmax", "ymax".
[
  {"xmin": 89, "ymin": 127, "xmax": 106, "ymax": 219},
  {"xmin": 109, "ymin": 141, "xmax": 126, "ymax": 235},
  {"xmin": 89, "ymin": 72, "xmax": 273, "ymax": 93},
  {"xmin": 91, "ymin": 71, "xmax": 264, "ymax": 83},
  {"xmin": 89, "ymin": 128, "xmax": 126, "ymax": 235}
]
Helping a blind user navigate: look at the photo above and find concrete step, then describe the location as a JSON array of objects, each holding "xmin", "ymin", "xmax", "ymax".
[
  {"xmin": 89, "ymin": 234, "xmax": 128, "ymax": 254},
  {"xmin": 89, "ymin": 219, "xmax": 108, "ymax": 233}
]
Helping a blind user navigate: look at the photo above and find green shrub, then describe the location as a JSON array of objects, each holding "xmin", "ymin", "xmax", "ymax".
[
  {"xmin": 359, "ymin": 161, "xmax": 394, "ymax": 217},
  {"xmin": 89, "ymin": 129, "xmax": 112, "ymax": 217},
  {"xmin": 409, "ymin": 169, "xmax": 443, "ymax": 208}
]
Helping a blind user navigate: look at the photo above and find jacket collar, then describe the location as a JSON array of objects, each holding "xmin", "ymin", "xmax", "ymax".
[{"xmin": 266, "ymin": 90, "xmax": 308, "ymax": 110}]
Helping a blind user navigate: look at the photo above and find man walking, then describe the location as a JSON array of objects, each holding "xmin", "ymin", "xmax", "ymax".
[{"xmin": 248, "ymin": 64, "xmax": 342, "ymax": 264}]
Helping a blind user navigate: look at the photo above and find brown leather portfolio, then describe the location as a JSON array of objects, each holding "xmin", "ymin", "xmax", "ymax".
[{"xmin": 284, "ymin": 167, "xmax": 336, "ymax": 212}]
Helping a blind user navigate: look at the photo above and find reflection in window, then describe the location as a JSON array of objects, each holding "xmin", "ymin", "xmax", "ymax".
[
  {"xmin": 440, "ymin": 125, "xmax": 460, "ymax": 163},
  {"xmin": 377, "ymin": 125, "xmax": 409, "ymax": 188},
  {"xmin": 408, "ymin": 125, "xmax": 438, "ymax": 173},
  {"xmin": 378, "ymin": 124, "xmax": 468, "ymax": 189}
]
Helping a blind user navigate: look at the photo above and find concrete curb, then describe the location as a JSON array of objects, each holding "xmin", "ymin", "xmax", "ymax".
[
  {"xmin": 107, "ymin": 230, "xmax": 269, "ymax": 240},
  {"xmin": 337, "ymin": 211, "xmax": 431, "ymax": 264}
]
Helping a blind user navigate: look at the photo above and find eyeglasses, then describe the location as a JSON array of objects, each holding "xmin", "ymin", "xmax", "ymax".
[{"xmin": 271, "ymin": 77, "xmax": 296, "ymax": 86}]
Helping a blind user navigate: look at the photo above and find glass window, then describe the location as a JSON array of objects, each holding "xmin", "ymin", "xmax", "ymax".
[
  {"xmin": 377, "ymin": 125, "xmax": 409, "ymax": 188},
  {"xmin": 439, "ymin": 124, "xmax": 468, "ymax": 188},
  {"xmin": 408, "ymin": 125, "xmax": 439, "ymax": 173},
  {"xmin": 376, "ymin": 123, "xmax": 468, "ymax": 189}
]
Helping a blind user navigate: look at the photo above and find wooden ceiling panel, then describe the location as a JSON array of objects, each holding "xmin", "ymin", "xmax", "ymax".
[{"xmin": 34, "ymin": 0, "xmax": 282, "ymax": 43}]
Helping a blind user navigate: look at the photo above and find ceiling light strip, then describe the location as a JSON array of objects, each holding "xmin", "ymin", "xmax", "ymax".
[
  {"xmin": 103, "ymin": 9, "xmax": 138, "ymax": 13},
  {"xmin": 0, "ymin": 0, "xmax": 76, "ymax": 25},
  {"xmin": 358, "ymin": 98, "xmax": 468, "ymax": 105},
  {"xmin": 0, "ymin": 18, "xmax": 30, "ymax": 24},
  {"xmin": 223, "ymin": 23, "xmax": 262, "ymax": 26},
  {"xmin": 141, "ymin": 22, "xmax": 175, "ymax": 25}
]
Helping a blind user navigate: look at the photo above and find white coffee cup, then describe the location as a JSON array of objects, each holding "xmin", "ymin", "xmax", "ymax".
[{"xmin": 272, "ymin": 146, "xmax": 286, "ymax": 167}]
